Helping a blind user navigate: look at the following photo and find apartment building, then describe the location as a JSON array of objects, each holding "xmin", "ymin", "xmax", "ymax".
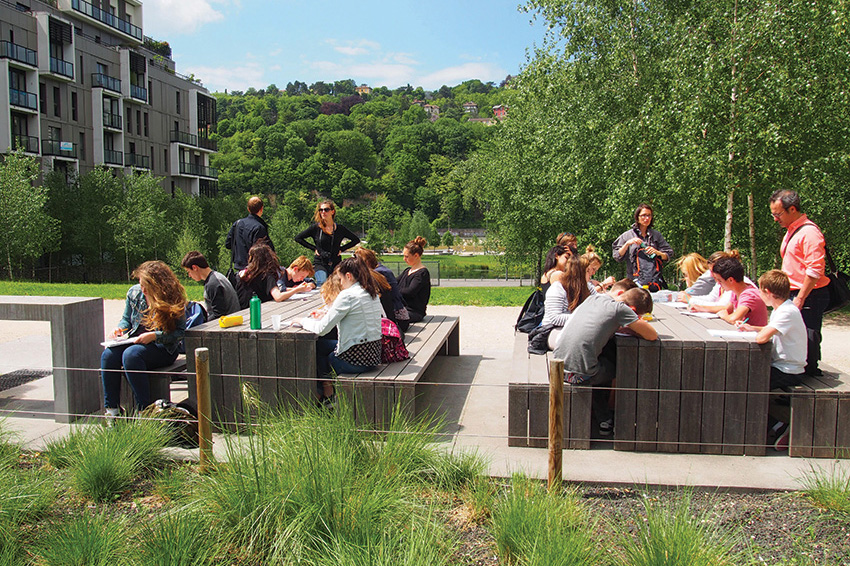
[{"xmin": 0, "ymin": 0, "xmax": 218, "ymax": 196}]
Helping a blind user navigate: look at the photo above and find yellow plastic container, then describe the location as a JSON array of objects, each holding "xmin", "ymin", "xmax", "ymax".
[{"xmin": 219, "ymin": 315, "xmax": 244, "ymax": 328}]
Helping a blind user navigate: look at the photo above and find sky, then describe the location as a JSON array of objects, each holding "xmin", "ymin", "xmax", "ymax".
[{"xmin": 142, "ymin": 0, "xmax": 548, "ymax": 93}]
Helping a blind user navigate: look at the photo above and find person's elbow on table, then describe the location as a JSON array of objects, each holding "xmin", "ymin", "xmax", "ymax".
[{"xmin": 627, "ymin": 320, "xmax": 657, "ymax": 341}]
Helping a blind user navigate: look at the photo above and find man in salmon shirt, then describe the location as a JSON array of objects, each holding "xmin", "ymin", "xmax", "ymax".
[{"xmin": 769, "ymin": 190, "xmax": 830, "ymax": 376}]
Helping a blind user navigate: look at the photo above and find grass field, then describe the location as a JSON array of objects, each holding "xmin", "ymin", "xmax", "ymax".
[{"xmin": 0, "ymin": 280, "xmax": 531, "ymax": 306}]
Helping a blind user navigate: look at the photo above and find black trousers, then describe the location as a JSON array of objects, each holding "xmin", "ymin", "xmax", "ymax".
[{"xmin": 790, "ymin": 285, "xmax": 830, "ymax": 374}]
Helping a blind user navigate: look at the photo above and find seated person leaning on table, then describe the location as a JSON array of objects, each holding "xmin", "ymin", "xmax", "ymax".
[
  {"xmin": 299, "ymin": 257, "xmax": 383, "ymax": 406},
  {"xmin": 738, "ymin": 270, "xmax": 807, "ymax": 391},
  {"xmin": 689, "ymin": 256, "xmax": 768, "ymax": 326},
  {"xmin": 236, "ymin": 243, "xmax": 315, "ymax": 309},
  {"xmin": 277, "ymin": 255, "xmax": 316, "ymax": 300},
  {"xmin": 553, "ymin": 284, "xmax": 657, "ymax": 437}
]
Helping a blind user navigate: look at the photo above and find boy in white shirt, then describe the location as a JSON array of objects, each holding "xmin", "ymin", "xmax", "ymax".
[{"xmin": 739, "ymin": 270, "xmax": 807, "ymax": 390}]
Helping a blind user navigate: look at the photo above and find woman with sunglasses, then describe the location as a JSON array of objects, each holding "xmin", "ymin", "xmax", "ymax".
[
  {"xmin": 612, "ymin": 203, "xmax": 674, "ymax": 291},
  {"xmin": 295, "ymin": 200, "xmax": 360, "ymax": 286}
]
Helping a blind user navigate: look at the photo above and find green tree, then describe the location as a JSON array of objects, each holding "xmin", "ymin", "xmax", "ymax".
[
  {"xmin": 0, "ymin": 152, "xmax": 60, "ymax": 279},
  {"xmin": 108, "ymin": 173, "xmax": 170, "ymax": 279}
]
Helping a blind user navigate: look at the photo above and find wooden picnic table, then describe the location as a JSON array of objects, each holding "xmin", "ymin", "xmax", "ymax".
[
  {"xmin": 185, "ymin": 293, "xmax": 324, "ymax": 426},
  {"xmin": 614, "ymin": 302, "xmax": 772, "ymax": 456},
  {"xmin": 184, "ymin": 292, "xmax": 460, "ymax": 428}
]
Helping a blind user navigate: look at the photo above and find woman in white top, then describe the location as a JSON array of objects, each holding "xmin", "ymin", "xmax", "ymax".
[
  {"xmin": 543, "ymin": 254, "xmax": 591, "ymax": 349},
  {"xmin": 300, "ymin": 257, "xmax": 383, "ymax": 404}
]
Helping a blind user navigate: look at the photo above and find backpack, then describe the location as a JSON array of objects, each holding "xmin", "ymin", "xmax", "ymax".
[
  {"xmin": 179, "ymin": 301, "xmax": 207, "ymax": 354},
  {"xmin": 381, "ymin": 318, "xmax": 410, "ymax": 363},
  {"xmin": 141, "ymin": 399, "xmax": 199, "ymax": 448},
  {"xmin": 515, "ymin": 288, "xmax": 545, "ymax": 333}
]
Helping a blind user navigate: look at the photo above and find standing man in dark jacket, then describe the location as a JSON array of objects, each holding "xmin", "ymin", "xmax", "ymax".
[{"xmin": 225, "ymin": 196, "xmax": 274, "ymax": 271}]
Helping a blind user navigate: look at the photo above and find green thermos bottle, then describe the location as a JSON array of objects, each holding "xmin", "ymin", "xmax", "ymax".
[{"xmin": 249, "ymin": 294, "xmax": 261, "ymax": 330}]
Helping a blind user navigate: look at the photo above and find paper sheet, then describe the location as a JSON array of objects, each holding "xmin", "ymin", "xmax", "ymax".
[
  {"xmin": 707, "ymin": 329, "xmax": 757, "ymax": 339},
  {"xmin": 680, "ymin": 311, "xmax": 720, "ymax": 319}
]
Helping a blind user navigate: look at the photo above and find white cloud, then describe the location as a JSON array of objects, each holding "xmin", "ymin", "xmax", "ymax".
[
  {"xmin": 143, "ymin": 0, "xmax": 225, "ymax": 36},
  {"xmin": 184, "ymin": 62, "xmax": 266, "ymax": 92},
  {"xmin": 417, "ymin": 62, "xmax": 507, "ymax": 90},
  {"xmin": 326, "ymin": 39, "xmax": 381, "ymax": 57}
]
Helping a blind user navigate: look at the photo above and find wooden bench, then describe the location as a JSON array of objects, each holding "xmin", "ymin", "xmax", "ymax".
[
  {"xmin": 117, "ymin": 354, "xmax": 187, "ymax": 411},
  {"xmin": 507, "ymin": 332, "xmax": 591, "ymax": 449},
  {"xmin": 790, "ymin": 365, "xmax": 850, "ymax": 458},
  {"xmin": 337, "ymin": 314, "xmax": 460, "ymax": 427}
]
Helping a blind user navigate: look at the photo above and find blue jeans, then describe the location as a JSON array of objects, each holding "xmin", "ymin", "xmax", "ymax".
[
  {"xmin": 101, "ymin": 342, "xmax": 177, "ymax": 410},
  {"xmin": 315, "ymin": 338, "xmax": 376, "ymax": 393}
]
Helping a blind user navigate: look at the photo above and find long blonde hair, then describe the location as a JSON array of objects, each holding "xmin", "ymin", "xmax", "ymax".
[
  {"xmin": 133, "ymin": 261, "xmax": 186, "ymax": 333},
  {"xmin": 676, "ymin": 253, "xmax": 709, "ymax": 285}
]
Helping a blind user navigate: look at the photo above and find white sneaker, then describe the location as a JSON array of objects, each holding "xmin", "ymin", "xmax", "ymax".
[{"xmin": 105, "ymin": 407, "xmax": 121, "ymax": 426}]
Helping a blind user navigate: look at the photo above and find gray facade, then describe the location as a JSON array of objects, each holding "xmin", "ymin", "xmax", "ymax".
[{"xmin": 0, "ymin": 0, "xmax": 217, "ymax": 196}]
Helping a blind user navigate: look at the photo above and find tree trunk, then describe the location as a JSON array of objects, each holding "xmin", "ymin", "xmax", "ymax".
[
  {"xmin": 724, "ymin": 0, "xmax": 739, "ymax": 253},
  {"xmin": 6, "ymin": 248, "xmax": 13, "ymax": 281},
  {"xmin": 748, "ymin": 192, "xmax": 757, "ymax": 279}
]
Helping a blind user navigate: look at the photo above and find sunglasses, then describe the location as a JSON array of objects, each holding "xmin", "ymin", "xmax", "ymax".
[{"xmin": 319, "ymin": 207, "xmax": 333, "ymax": 212}]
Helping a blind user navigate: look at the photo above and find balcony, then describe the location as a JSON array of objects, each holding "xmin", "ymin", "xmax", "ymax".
[
  {"xmin": 42, "ymin": 140, "xmax": 77, "ymax": 158},
  {"xmin": 49, "ymin": 57, "xmax": 74, "ymax": 79},
  {"xmin": 71, "ymin": 0, "xmax": 143, "ymax": 42},
  {"xmin": 124, "ymin": 152, "xmax": 150, "ymax": 169},
  {"xmin": 130, "ymin": 84, "xmax": 147, "ymax": 102},
  {"xmin": 91, "ymin": 73, "xmax": 121, "ymax": 94},
  {"xmin": 179, "ymin": 162, "xmax": 219, "ymax": 178},
  {"xmin": 9, "ymin": 88, "xmax": 37, "ymax": 111},
  {"xmin": 170, "ymin": 130, "xmax": 217, "ymax": 151},
  {"xmin": 0, "ymin": 41, "xmax": 37, "ymax": 67},
  {"xmin": 104, "ymin": 149, "xmax": 123, "ymax": 165},
  {"xmin": 103, "ymin": 111, "xmax": 122, "ymax": 130},
  {"xmin": 12, "ymin": 135, "xmax": 39, "ymax": 153},
  {"xmin": 170, "ymin": 130, "xmax": 196, "ymax": 145}
]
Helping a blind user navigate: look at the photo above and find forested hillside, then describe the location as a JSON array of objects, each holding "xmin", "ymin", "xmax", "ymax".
[{"xmin": 210, "ymin": 79, "xmax": 511, "ymax": 246}]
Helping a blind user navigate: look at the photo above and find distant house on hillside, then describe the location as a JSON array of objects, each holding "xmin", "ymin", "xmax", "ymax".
[
  {"xmin": 493, "ymin": 105, "xmax": 508, "ymax": 119},
  {"xmin": 411, "ymin": 99, "xmax": 426, "ymax": 107},
  {"xmin": 423, "ymin": 104, "xmax": 440, "ymax": 121},
  {"xmin": 355, "ymin": 84, "xmax": 372, "ymax": 96},
  {"xmin": 462, "ymin": 101, "xmax": 478, "ymax": 114}
]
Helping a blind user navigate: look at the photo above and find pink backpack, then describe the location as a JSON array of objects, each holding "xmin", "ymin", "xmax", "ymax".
[{"xmin": 381, "ymin": 318, "xmax": 410, "ymax": 363}]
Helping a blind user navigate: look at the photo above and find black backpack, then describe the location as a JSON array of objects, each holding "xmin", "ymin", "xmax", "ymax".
[{"xmin": 515, "ymin": 288, "xmax": 545, "ymax": 333}]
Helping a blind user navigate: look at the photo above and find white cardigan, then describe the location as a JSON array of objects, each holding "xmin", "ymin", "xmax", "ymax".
[{"xmin": 300, "ymin": 283, "xmax": 382, "ymax": 354}]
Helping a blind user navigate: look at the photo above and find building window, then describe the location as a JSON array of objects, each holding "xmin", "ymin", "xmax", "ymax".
[
  {"xmin": 79, "ymin": 132, "xmax": 85, "ymax": 160},
  {"xmin": 148, "ymin": 80, "xmax": 153, "ymax": 105},
  {"xmin": 53, "ymin": 86, "xmax": 60, "ymax": 117},
  {"xmin": 71, "ymin": 91, "xmax": 78, "ymax": 121},
  {"xmin": 143, "ymin": 113, "xmax": 149, "ymax": 137},
  {"xmin": 164, "ymin": 149, "xmax": 168, "ymax": 171},
  {"xmin": 176, "ymin": 90, "xmax": 180, "ymax": 114},
  {"xmin": 48, "ymin": 126, "xmax": 61, "ymax": 141},
  {"xmin": 136, "ymin": 110, "xmax": 141, "ymax": 135},
  {"xmin": 174, "ymin": 120, "xmax": 179, "ymax": 134},
  {"xmin": 39, "ymin": 83, "xmax": 46, "ymax": 114},
  {"xmin": 126, "ymin": 106, "xmax": 132, "ymax": 133},
  {"xmin": 79, "ymin": 55, "xmax": 84, "ymax": 84},
  {"xmin": 150, "ymin": 146, "xmax": 155, "ymax": 171}
]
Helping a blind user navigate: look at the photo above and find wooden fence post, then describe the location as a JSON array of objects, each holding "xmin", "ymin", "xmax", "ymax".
[
  {"xmin": 195, "ymin": 347, "xmax": 213, "ymax": 473},
  {"xmin": 548, "ymin": 358, "xmax": 564, "ymax": 491}
]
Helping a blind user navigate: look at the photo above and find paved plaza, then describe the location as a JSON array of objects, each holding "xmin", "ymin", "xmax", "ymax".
[{"xmin": 2, "ymin": 297, "xmax": 849, "ymax": 490}]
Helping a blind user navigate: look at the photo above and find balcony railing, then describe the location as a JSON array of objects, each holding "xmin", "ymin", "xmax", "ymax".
[
  {"xmin": 124, "ymin": 153, "xmax": 150, "ymax": 169},
  {"xmin": 104, "ymin": 149, "xmax": 123, "ymax": 165},
  {"xmin": 42, "ymin": 140, "xmax": 77, "ymax": 158},
  {"xmin": 103, "ymin": 111, "xmax": 122, "ymax": 130},
  {"xmin": 170, "ymin": 130, "xmax": 196, "ymax": 145},
  {"xmin": 170, "ymin": 130, "xmax": 217, "ymax": 151},
  {"xmin": 0, "ymin": 40, "xmax": 37, "ymax": 66},
  {"xmin": 130, "ymin": 84, "xmax": 147, "ymax": 102},
  {"xmin": 91, "ymin": 73, "xmax": 121, "ymax": 93},
  {"xmin": 49, "ymin": 57, "xmax": 74, "ymax": 78},
  {"xmin": 179, "ymin": 162, "xmax": 219, "ymax": 178},
  {"xmin": 9, "ymin": 88, "xmax": 37, "ymax": 110},
  {"xmin": 12, "ymin": 135, "xmax": 39, "ymax": 153},
  {"xmin": 198, "ymin": 136, "xmax": 218, "ymax": 151},
  {"xmin": 72, "ymin": 0, "xmax": 143, "ymax": 41}
]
